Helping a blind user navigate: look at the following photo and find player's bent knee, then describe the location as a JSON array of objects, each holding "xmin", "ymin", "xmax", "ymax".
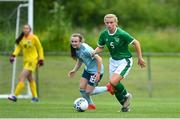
[
  {"xmin": 110, "ymin": 79, "xmax": 119, "ymax": 86},
  {"xmin": 79, "ymin": 83, "xmax": 86, "ymax": 89},
  {"xmin": 110, "ymin": 74, "xmax": 124, "ymax": 86}
]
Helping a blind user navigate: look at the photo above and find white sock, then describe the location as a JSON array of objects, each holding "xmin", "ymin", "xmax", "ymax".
[{"xmin": 91, "ymin": 86, "xmax": 107, "ymax": 95}]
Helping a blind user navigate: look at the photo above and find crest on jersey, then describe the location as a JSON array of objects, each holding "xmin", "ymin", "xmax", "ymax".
[
  {"xmin": 114, "ymin": 38, "xmax": 119, "ymax": 43},
  {"xmin": 23, "ymin": 40, "xmax": 32, "ymax": 48}
]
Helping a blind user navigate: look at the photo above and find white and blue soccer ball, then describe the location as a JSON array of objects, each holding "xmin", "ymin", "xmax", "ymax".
[{"xmin": 73, "ymin": 97, "xmax": 88, "ymax": 112}]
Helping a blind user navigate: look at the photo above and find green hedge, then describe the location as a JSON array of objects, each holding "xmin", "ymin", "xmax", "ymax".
[{"xmin": 0, "ymin": 0, "xmax": 180, "ymax": 52}]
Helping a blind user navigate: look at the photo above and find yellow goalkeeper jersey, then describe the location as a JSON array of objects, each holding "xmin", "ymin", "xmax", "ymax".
[{"xmin": 13, "ymin": 34, "xmax": 44, "ymax": 62}]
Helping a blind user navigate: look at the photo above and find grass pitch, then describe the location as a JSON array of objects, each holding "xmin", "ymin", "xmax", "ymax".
[
  {"xmin": 0, "ymin": 98, "xmax": 180, "ymax": 118},
  {"xmin": 0, "ymin": 55, "xmax": 180, "ymax": 118}
]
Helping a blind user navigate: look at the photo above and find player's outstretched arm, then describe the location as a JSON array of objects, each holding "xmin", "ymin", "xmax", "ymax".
[
  {"xmin": 9, "ymin": 45, "xmax": 22, "ymax": 64},
  {"xmin": 92, "ymin": 47, "xmax": 104, "ymax": 57},
  {"xmin": 132, "ymin": 39, "xmax": 146, "ymax": 68},
  {"xmin": 68, "ymin": 59, "xmax": 82, "ymax": 78},
  {"xmin": 34, "ymin": 35, "xmax": 44, "ymax": 66}
]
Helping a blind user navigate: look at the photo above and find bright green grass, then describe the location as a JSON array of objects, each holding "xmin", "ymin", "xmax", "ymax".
[
  {"xmin": 0, "ymin": 98, "xmax": 180, "ymax": 118},
  {"xmin": 0, "ymin": 55, "xmax": 180, "ymax": 118}
]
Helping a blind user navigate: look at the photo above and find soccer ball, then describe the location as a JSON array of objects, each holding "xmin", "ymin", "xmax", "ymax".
[{"xmin": 73, "ymin": 97, "xmax": 88, "ymax": 112}]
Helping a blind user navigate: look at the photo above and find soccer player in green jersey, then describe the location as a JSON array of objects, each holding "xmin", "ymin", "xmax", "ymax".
[{"xmin": 92, "ymin": 14, "xmax": 146, "ymax": 112}]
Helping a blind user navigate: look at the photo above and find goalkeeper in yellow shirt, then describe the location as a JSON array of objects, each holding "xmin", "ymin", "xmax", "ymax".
[{"xmin": 8, "ymin": 24, "xmax": 44, "ymax": 102}]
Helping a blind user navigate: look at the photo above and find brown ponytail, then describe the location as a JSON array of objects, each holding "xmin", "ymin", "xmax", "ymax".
[
  {"xmin": 16, "ymin": 32, "xmax": 24, "ymax": 44},
  {"xmin": 70, "ymin": 45, "xmax": 77, "ymax": 60},
  {"xmin": 16, "ymin": 24, "xmax": 31, "ymax": 44}
]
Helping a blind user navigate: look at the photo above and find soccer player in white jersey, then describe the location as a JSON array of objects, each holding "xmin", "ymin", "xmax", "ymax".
[
  {"xmin": 68, "ymin": 33, "xmax": 111, "ymax": 110},
  {"xmin": 92, "ymin": 14, "xmax": 146, "ymax": 112}
]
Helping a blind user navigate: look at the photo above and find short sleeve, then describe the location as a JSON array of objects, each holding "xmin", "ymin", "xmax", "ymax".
[
  {"xmin": 83, "ymin": 44, "xmax": 95, "ymax": 60},
  {"xmin": 121, "ymin": 31, "xmax": 134, "ymax": 44},
  {"xmin": 98, "ymin": 32, "xmax": 106, "ymax": 47}
]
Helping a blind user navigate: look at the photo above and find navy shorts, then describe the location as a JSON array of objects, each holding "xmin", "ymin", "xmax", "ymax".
[{"xmin": 82, "ymin": 70, "xmax": 103, "ymax": 87}]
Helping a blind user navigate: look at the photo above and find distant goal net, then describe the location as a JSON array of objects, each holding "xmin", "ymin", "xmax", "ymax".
[{"xmin": 0, "ymin": 0, "xmax": 34, "ymax": 99}]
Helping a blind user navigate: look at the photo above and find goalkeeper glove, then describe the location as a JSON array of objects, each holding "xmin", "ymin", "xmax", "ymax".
[
  {"xmin": 9, "ymin": 55, "xmax": 15, "ymax": 63},
  {"xmin": 38, "ymin": 59, "xmax": 44, "ymax": 66}
]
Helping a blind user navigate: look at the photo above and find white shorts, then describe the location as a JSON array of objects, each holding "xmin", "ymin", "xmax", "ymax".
[{"xmin": 109, "ymin": 57, "xmax": 133, "ymax": 79}]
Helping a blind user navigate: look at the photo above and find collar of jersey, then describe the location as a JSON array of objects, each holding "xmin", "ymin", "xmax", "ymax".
[{"xmin": 108, "ymin": 27, "xmax": 117, "ymax": 36}]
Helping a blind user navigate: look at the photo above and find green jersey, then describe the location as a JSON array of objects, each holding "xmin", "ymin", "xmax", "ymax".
[{"xmin": 98, "ymin": 27, "xmax": 134, "ymax": 60}]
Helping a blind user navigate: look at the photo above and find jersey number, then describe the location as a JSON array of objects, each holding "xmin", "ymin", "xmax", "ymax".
[{"xmin": 110, "ymin": 42, "xmax": 115, "ymax": 49}]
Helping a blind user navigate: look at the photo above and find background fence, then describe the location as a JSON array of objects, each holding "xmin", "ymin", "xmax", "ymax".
[{"xmin": 0, "ymin": 52, "xmax": 179, "ymax": 98}]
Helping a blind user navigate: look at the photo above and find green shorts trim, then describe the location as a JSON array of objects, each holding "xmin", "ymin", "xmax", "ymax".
[{"xmin": 120, "ymin": 58, "xmax": 131, "ymax": 77}]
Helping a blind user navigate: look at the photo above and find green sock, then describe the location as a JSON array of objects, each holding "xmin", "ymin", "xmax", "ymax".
[{"xmin": 114, "ymin": 82, "xmax": 127, "ymax": 105}]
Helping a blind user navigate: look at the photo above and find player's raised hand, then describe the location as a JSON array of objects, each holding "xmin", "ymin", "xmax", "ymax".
[
  {"xmin": 9, "ymin": 55, "xmax": 15, "ymax": 64},
  {"xmin": 138, "ymin": 58, "xmax": 146, "ymax": 68},
  {"xmin": 68, "ymin": 70, "xmax": 76, "ymax": 78}
]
